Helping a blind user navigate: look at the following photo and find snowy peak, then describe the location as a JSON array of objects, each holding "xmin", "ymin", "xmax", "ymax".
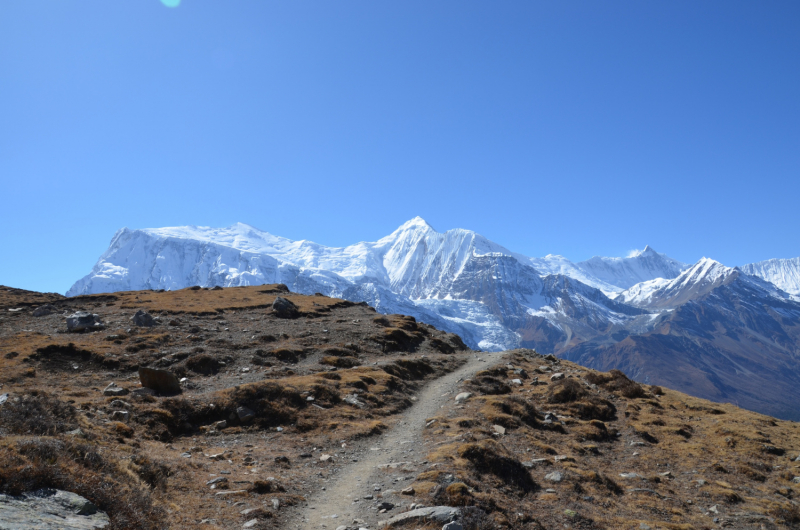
[
  {"xmin": 741, "ymin": 257, "xmax": 800, "ymax": 296},
  {"xmin": 618, "ymin": 257, "xmax": 735, "ymax": 309},
  {"xmin": 574, "ymin": 246, "xmax": 688, "ymax": 292}
]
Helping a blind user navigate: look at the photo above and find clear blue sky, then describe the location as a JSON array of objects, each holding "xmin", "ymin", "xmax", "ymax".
[{"xmin": 2, "ymin": 1, "xmax": 798, "ymax": 294}]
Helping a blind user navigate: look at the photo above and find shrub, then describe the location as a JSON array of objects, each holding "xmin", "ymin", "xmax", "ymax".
[
  {"xmin": 546, "ymin": 379, "xmax": 586, "ymax": 403},
  {"xmin": 458, "ymin": 439, "xmax": 539, "ymax": 493},
  {"xmin": 0, "ymin": 392, "xmax": 78, "ymax": 436}
]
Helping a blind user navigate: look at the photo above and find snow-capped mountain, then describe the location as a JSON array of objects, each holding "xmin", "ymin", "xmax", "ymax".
[
  {"xmin": 565, "ymin": 261, "xmax": 800, "ymax": 420},
  {"xmin": 616, "ymin": 258, "xmax": 735, "ymax": 309},
  {"xmin": 741, "ymin": 257, "xmax": 800, "ymax": 296},
  {"xmin": 528, "ymin": 246, "xmax": 687, "ymax": 295},
  {"xmin": 68, "ymin": 219, "xmax": 646, "ymax": 351},
  {"xmin": 575, "ymin": 246, "xmax": 688, "ymax": 293},
  {"xmin": 68, "ymin": 218, "xmax": 800, "ymax": 419}
]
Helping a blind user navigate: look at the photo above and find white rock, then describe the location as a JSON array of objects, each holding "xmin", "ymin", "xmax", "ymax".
[
  {"xmin": 544, "ymin": 471, "xmax": 563, "ymax": 482},
  {"xmin": 454, "ymin": 392, "xmax": 472, "ymax": 403}
]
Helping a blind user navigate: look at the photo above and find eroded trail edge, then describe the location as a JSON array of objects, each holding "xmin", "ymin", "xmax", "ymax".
[{"xmin": 289, "ymin": 350, "xmax": 509, "ymax": 529}]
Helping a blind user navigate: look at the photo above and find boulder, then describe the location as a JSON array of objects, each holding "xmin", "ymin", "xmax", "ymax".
[
  {"xmin": 443, "ymin": 523, "xmax": 464, "ymax": 530},
  {"xmin": 550, "ymin": 372, "xmax": 565, "ymax": 381},
  {"xmin": 236, "ymin": 406, "xmax": 255, "ymax": 422},
  {"xmin": 272, "ymin": 297, "xmax": 299, "ymax": 319},
  {"xmin": 131, "ymin": 310, "xmax": 157, "ymax": 327},
  {"xmin": 33, "ymin": 304, "xmax": 58, "ymax": 317},
  {"xmin": 0, "ymin": 489, "xmax": 110, "ymax": 529},
  {"xmin": 379, "ymin": 506, "xmax": 460, "ymax": 528},
  {"xmin": 66, "ymin": 312, "xmax": 104, "ymax": 332},
  {"xmin": 138, "ymin": 367, "xmax": 182, "ymax": 395},
  {"xmin": 545, "ymin": 471, "xmax": 563, "ymax": 482}
]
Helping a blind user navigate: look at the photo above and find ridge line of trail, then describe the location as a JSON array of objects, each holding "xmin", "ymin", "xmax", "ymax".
[{"xmin": 291, "ymin": 350, "xmax": 509, "ymax": 529}]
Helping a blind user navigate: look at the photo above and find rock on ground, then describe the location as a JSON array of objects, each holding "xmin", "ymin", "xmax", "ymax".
[
  {"xmin": 0, "ymin": 489, "xmax": 110, "ymax": 529},
  {"xmin": 138, "ymin": 367, "xmax": 182, "ymax": 395},
  {"xmin": 33, "ymin": 304, "xmax": 57, "ymax": 317},
  {"xmin": 131, "ymin": 309, "xmax": 157, "ymax": 327},
  {"xmin": 66, "ymin": 312, "xmax": 103, "ymax": 332},
  {"xmin": 272, "ymin": 297, "xmax": 299, "ymax": 319},
  {"xmin": 378, "ymin": 506, "xmax": 460, "ymax": 528}
]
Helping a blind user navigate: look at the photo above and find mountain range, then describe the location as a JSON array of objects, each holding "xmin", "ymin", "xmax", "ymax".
[{"xmin": 68, "ymin": 218, "xmax": 800, "ymax": 420}]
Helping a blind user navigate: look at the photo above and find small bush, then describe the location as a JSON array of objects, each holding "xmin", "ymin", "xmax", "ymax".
[
  {"xmin": 585, "ymin": 369, "xmax": 645, "ymax": 398},
  {"xmin": 185, "ymin": 354, "xmax": 223, "ymax": 375},
  {"xmin": 467, "ymin": 376, "xmax": 511, "ymax": 395},
  {"xmin": 458, "ymin": 439, "xmax": 539, "ymax": 493},
  {"xmin": 546, "ymin": 379, "xmax": 586, "ymax": 403},
  {"xmin": 320, "ymin": 356, "xmax": 361, "ymax": 368},
  {"xmin": 0, "ymin": 392, "xmax": 77, "ymax": 436}
]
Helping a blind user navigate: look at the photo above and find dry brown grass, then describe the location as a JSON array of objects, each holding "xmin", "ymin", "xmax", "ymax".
[
  {"xmin": 414, "ymin": 350, "xmax": 800, "ymax": 529},
  {"xmin": 0, "ymin": 285, "xmax": 469, "ymax": 529}
]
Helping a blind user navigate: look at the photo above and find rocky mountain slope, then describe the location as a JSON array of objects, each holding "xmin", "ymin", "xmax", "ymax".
[
  {"xmin": 1, "ymin": 286, "xmax": 800, "ymax": 530},
  {"xmin": 65, "ymin": 220, "xmax": 800, "ymax": 420}
]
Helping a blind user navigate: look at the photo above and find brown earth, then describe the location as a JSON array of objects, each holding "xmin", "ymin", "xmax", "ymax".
[{"xmin": 0, "ymin": 285, "xmax": 799, "ymax": 530}]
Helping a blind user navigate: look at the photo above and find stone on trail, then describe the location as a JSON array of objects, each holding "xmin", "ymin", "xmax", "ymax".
[
  {"xmin": 131, "ymin": 309, "xmax": 157, "ymax": 327},
  {"xmin": 138, "ymin": 367, "xmax": 182, "ymax": 395},
  {"xmin": 379, "ymin": 506, "xmax": 460, "ymax": 528}
]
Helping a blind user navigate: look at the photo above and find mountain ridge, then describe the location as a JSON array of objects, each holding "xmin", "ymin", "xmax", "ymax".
[{"xmin": 66, "ymin": 218, "xmax": 800, "ymax": 419}]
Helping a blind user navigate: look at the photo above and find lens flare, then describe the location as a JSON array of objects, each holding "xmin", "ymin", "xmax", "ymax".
[{"xmin": 160, "ymin": 0, "xmax": 180, "ymax": 7}]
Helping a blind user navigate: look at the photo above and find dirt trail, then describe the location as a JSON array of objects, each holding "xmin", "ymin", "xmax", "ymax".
[{"xmin": 289, "ymin": 350, "xmax": 509, "ymax": 529}]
